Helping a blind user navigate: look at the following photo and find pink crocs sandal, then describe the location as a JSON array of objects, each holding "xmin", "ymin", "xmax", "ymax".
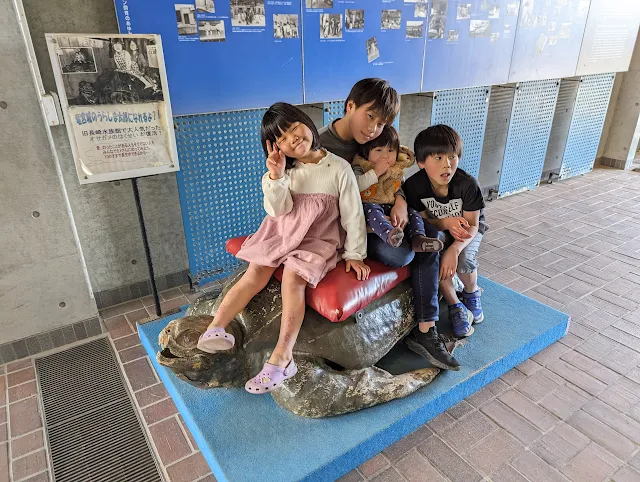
[
  {"xmin": 245, "ymin": 359, "xmax": 297, "ymax": 394},
  {"xmin": 197, "ymin": 327, "xmax": 235, "ymax": 353}
]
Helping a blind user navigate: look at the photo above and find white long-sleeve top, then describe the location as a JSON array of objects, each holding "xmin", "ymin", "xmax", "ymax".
[{"xmin": 262, "ymin": 151, "xmax": 367, "ymax": 261}]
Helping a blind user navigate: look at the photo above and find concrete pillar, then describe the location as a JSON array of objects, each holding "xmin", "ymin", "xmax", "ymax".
[{"xmin": 598, "ymin": 34, "xmax": 640, "ymax": 170}]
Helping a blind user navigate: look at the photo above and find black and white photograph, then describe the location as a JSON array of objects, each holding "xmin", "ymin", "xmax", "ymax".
[
  {"xmin": 195, "ymin": 0, "xmax": 215, "ymax": 13},
  {"xmin": 520, "ymin": 0, "xmax": 534, "ymax": 28},
  {"xmin": 274, "ymin": 14, "xmax": 299, "ymax": 38},
  {"xmin": 415, "ymin": 4, "xmax": 427, "ymax": 18},
  {"xmin": 428, "ymin": 0, "xmax": 447, "ymax": 39},
  {"xmin": 404, "ymin": 0, "xmax": 425, "ymax": 3},
  {"xmin": 457, "ymin": 4, "xmax": 471, "ymax": 20},
  {"xmin": 549, "ymin": 35, "xmax": 557, "ymax": 45},
  {"xmin": 175, "ymin": 4, "xmax": 197, "ymax": 35},
  {"xmin": 320, "ymin": 14, "xmax": 342, "ymax": 38},
  {"xmin": 447, "ymin": 30, "xmax": 459, "ymax": 42},
  {"xmin": 490, "ymin": 32, "xmax": 500, "ymax": 43},
  {"xmin": 345, "ymin": 9, "xmax": 364, "ymax": 30},
  {"xmin": 366, "ymin": 37, "xmax": 380, "ymax": 62},
  {"xmin": 548, "ymin": 21, "xmax": 556, "ymax": 32},
  {"xmin": 506, "ymin": 2, "xmax": 519, "ymax": 17},
  {"xmin": 59, "ymin": 48, "xmax": 97, "ymax": 74},
  {"xmin": 231, "ymin": 0, "xmax": 265, "ymax": 27},
  {"xmin": 536, "ymin": 32, "xmax": 548, "ymax": 54},
  {"xmin": 469, "ymin": 19, "xmax": 491, "ymax": 37},
  {"xmin": 504, "ymin": 24, "xmax": 512, "ymax": 35},
  {"xmin": 306, "ymin": 0, "xmax": 332, "ymax": 8},
  {"xmin": 559, "ymin": 22, "xmax": 571, "ymax": 38},
  {"xmin": 198, "ymin": 20, "xmax": 225, "ymax": 41},
  {"xmin": 488, "ymin": 4, "xmax": 500, "ymax": 18},
  {"xmin": 407, "ymin": 20, "xmax": 424, "ymax": 39},
  {"xmin": 55, "ymin": 36, "xmax": 163, "ymax": 106},
  {"xmin": 381, "ymin": 10, "xmax": 401, "ymax": 29}
]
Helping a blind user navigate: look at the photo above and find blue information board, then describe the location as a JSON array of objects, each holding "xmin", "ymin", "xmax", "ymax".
[
  {"xmin": 508, "ymin": 0, "xmax": 591, "ymax": 82},
  {"xmin": 422, "ymin": 0, "xmax": 521, "ymax": 92},
  {"xmin": 303, "ymin": 0, "xmax": 426, "ymax": 103},
  {"xmin": 114, "ymin": 0, "xmax": 303, "ymax": 115}
]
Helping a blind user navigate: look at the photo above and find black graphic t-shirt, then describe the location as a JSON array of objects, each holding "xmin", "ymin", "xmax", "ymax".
[{"xmin": 403, "ymin": 168, "xmax": 487, "ymax": 234}]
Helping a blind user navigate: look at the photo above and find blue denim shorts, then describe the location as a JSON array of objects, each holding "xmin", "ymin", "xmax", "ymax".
[{"xmin": 438, "ymin": 230, "xmax": 483, "ymax": 274}]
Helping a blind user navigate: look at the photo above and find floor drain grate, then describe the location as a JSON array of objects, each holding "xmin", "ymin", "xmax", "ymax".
[{"xmin": 36, "ymin": 338, "xmax": 162, "ymax": 481}]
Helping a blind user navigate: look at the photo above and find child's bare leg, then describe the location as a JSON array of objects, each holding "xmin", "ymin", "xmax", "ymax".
[
  {"xmin": 458, "ymin": 270, "xmax": 478, "ymax": 293},
  {"xmin": 208, "ymin": 263, "xmax": 276, "ymax": 329},
  {"xmin": 268, "ymin": 267, "xmax": 307, "ymax": 368},
  {"xmin": 439, "ymin": 276, "xmax": 460, "ymax": 306}
]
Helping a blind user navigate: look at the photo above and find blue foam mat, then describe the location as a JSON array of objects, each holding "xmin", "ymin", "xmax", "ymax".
[{"xmin": 138, "ymin": 277, "xmax": 569, "ymax": 482}]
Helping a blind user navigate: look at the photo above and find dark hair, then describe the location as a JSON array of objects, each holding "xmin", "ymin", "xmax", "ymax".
[
  {"xmin": 414, "ymin": 124, "xmax": 463, "ymax": 163},
  {"xmin": 261, "ymin": 102, "xmax": 321, "ymax": 169},
  {"xmin": 360, "ymin": 125, "xmax": 400, "ymax": 159},
  {"xmin": 344, "ymin": 78, "xmax": 400, "ymax": 125}
]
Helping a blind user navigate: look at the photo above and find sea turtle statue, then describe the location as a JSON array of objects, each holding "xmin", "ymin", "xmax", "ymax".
[{"xmin": 157, "ymin": 267, "xmax": 463, "ymax": 418}]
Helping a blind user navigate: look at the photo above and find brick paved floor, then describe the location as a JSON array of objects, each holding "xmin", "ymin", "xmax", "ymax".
[{"xmin": 2, "ymin": 167, "xmax": 640, "ymax": 481}]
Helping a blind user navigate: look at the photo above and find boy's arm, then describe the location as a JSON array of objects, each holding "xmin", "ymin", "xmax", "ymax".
[{"xmin": 447, "ymin": 210, "xmax": 480, "ymax": 254}]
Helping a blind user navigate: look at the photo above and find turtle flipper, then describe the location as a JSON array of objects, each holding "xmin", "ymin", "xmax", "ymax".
[{"xmin": 271, "ymin": 357, "xmax": 439, "ymax": 418}]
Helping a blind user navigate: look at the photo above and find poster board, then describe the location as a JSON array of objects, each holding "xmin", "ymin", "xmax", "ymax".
[
  {"xmin": 46, "ymin": 34, "xmax": 180, "ymax": 184},
  {"xmin": 576, "ymin": 0, "xmax": 640, "ymax": 75},
  {"xmin": 114, "ymin": 0, "xmax": 303, "ymax": 115},
  {"xmin": 302, "ymin": 0, "xmax": 426, "ymax": 103},
  {"xmin": 423, "ymin": 0, "xmax": 521, "ymax": 92},
  {"xmin": 508, "ymin": 0, "xmax": 591, "ymax": 82}
]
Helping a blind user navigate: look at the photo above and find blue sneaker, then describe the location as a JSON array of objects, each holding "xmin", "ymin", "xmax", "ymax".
[
  {"xmin": 461, "ymin": 289, "xmax": 484, "ymax": 323},
  {"xmin": 449, "ymin": 303, "xmax": 474, "ymax": 338}
]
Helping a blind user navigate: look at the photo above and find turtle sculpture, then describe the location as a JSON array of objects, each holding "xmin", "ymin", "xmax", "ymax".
[{"xmin": 157, "ymin": 267, "xmax": 464, "ymax": 418}]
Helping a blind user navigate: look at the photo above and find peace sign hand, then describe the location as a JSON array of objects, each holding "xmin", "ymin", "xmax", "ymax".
[{"xmin": 266, "ymin": 140, "xmax": 286, "ymax": 180}]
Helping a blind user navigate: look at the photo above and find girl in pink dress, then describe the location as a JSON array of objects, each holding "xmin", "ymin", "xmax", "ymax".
[{"xmin": 197, "ymin": 103, "xmax": 370, "ymax": 394}]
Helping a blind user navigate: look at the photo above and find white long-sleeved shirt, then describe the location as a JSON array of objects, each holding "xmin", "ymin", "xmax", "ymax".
[{"xmin": 261, "ymin": 151, "xmax": 367, "ymax": 261}]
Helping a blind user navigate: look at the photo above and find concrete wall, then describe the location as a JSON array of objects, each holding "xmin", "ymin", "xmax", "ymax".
[
  {"xmin": 22, "ymin": 0, "xmax": 189, "ymax": 296},
  {"xmin": 0, "ymin": 0, "xmax": 97, "ymax": 343}
]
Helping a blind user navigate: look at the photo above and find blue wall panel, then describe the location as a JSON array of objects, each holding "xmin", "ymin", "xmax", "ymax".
[
  {"xmin": 423, "ymin": 0, "xmax": 520, "ymax": 92},
  {"xmin": 304, "ymin": 1, "xmax": 425, "ymax": 103},
  {"xmin": 115, "ymin": 0, "xmax": 303, "ymax": 115},
  {"xmin": 508, "ymin": 0, "xmax": 591, "ymax": 82},
  {"xmin": 174, "ymin": 110, "xmax": 266, "ymax": 284},
  {"xmin": 560, "ymin": 73, "xmax": 615, "ymax": 180},
  {"xmin": 431, "ymin": 86, "xmax": 490, "ymax": 179},
  {"xmin": 498, "ymin": 79, "xmax": 560, "ymax": 197}
]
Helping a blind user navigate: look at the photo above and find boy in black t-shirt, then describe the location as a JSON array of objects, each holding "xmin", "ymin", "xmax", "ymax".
[{"xmin": 402, "ymin": 125, "xmax": 486, "ymax": 370}]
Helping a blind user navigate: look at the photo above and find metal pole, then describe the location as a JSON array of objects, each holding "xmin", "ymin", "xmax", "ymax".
[{"xmin": 132, "ymin": 178, "xmax": 161, "ymax": 317}]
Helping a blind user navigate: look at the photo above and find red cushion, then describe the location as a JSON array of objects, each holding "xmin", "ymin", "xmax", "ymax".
[{"xmin": 225, "ymin": 236, "xmax": 410, "ymax": 322}]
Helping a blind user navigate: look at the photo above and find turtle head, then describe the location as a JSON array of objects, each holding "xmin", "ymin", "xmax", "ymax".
[{"xmin": 156, "ymin": 315, "xmax": 247, "ymax": 387}]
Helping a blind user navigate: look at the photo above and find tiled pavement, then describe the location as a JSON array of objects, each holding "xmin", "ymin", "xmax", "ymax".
[{"xmin": 2, "ymin": 167, "xmax": 640, "ymax": 481}]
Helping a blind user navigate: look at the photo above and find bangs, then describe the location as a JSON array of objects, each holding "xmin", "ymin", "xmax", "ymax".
[
  {"xmin": 260, "ymin": 102, "xmax": 321, "ymax": 168},
  {"xmin": 414, "ymin": 124, "xmax": 463, "ymax": 163},
  {"xmin": 345, "ymin": 78, "xmax": 400, "ymax": 125}
]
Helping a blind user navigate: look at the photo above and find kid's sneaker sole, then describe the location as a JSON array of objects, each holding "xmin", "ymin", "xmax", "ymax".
[
  {"xmin": 473, "ymin": 312, "xmax": 484, "ymax": 324},
  {"xmin": 453, "ymin": 309, "xmax": 475, "ymax": 338}
]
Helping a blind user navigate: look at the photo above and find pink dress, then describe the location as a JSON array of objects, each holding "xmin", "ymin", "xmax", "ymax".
[
  {"xmin": 235, "ymin": 152, "xmax": 366, "ymax": 288},
  {"xmin": 236, "ymin": 193, "xmax": 342, "ymax": 288}
]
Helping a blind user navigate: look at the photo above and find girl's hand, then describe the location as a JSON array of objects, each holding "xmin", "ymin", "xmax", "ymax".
[
  {"xmin": 442, "ymin": 217, "xmax": 472, "ymax": 242},
  {"xmin": 266, "ymin": 140, "xmax": 286, "ymax": 180},
  {"xmin": 345, "ymin": 259, "xmax": 371, "ymax": 281},
  {"xmin": 373, "ymin": 159, "xmax": 391, "ymax": 177},
  {"xmin": 439, "ymin": 247, "xmax": 458, "ymax": 281}
]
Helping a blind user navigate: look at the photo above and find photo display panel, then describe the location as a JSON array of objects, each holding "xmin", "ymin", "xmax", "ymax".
[
  {"xmin": 302, "ymin": 0, "xmax": 426, "ymax": 103},
  {"xmin": 422, "ymin": 0, "xmax": 521, "ymax": 92},
  {"xmin": 508, "ymin": 0, "xmax": 591, "ymax": 82},
  {"xmin": 576, "ymin": 0, "xmax": 640, "ymax": 75},
  {"xmin": 114, "ymin": 0, "xmax": 303, "ymax": 115}
]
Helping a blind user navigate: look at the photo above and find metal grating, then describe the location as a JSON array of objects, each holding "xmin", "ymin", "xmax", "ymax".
[
  {"xmin": 174, "ymin": 109, "xmax": 267, "ymax": 285},
  {"xmin": 36, "ymin": 338, "xmax": 162, "ymax": 482},
  {"xmin": 498, "ymin": 80, "xmax": 560, "ymax": 197},
  {"xmin": 479, "ymin": 86, "xmax": 515, "ymax": 189},
  {"xmin": 431, "ymin": 87, "xmax": 490, "ymax": 179},
  {"xmin": 560, "ymin": 73, "xmax": 616, "ymax": 180},
  {"xmin": 543, "ymin": 79, "xmax": 581, "ymax": 176},
  {"xmin": 323, "ymin": 101, "xmax": 400, "ymax": 129}
]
